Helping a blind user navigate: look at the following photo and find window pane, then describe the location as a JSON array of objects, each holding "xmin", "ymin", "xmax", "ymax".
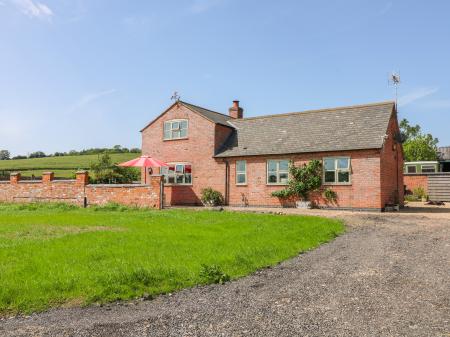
[
  {"xmin": 338, "ymin": 171, "xmax": 350, "ymax": 183},
  {"xmin": 168, "ymin": 165, "xmax": 175, "ymax": 173},
  {"xmin": 168, "ymin": 176, "xmax": 175, "ymax": 184},
  {"xmin": 279, "ymin": 173, "xmax": 288, "ymax": 184},
  {"xmin": 163, "ymin": 130, "xmax": 171, "ymax": 139},
  {"xmin": 176, "ymin": 175, "xmax": 184, "ymax": 184},
  {"xmin": 337, "ymin": 158, "xmax": 349, "ymax": 169},
  {"xmin": 180, "ymin": 120, "xmax": 188, "ymax": 129},
  {"xmin": 172, "ymin": 130, "xmax": 181, "ymax": 139},
  {"xmin": 185, "ymin": 173, "xmax": 192, "ymax": 184},
  {"xmin": 268, "ymin": 161, "xmax": 277, "ymax": 171},
  {"xmin": 175, "ymin": 164, "xmax": 184, "ymax": 173},
  {"xmin": 325, "ymin": 171, "xmax": 335, "ymax": 183},
  {"xmin": 164, "ymin": 122, "xmax": 170, "ymax": 131},
  {"xmin": 180, "ymin": 128, "xmax": 187, "ymax": 138},
  {"xmin": 237, "ymin": 173, "xmax": 246, "ymax": 184},
  {"xmin": 421, "ymin": 165, "xmax": 435, "ymax": 173},
  {"xmin": 185, "ymin": 165, "xmax": 192, "ymax": 173},
  {"xmin": 161, "ymin": 167, "xmax": 168, "ymax": 175},
  {"xmin": 268, "ymin": 173, "xmax": 277, "ymax": 183},
  {"xmin": 172, "ymin": 121, "xmax": 179, "ymax": 130},
  {"xmin": 324, "ymin": 159, "xmax": 335, "ymax": 171},
  {"xmin": 236, "ymin": 160, "xmax": 246, "ymax": 172},
  {"xmin": 279, "ymin": 160, "xmax": 289, "ymax": 171},
  {"xmin": 407, "ymin": 166, "xmax": 416, "ymax": 173}
]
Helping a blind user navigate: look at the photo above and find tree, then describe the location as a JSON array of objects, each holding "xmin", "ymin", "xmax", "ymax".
[
  {"xmin": 400, "ymin": 119, "xmax": 439, "ymax": 161},
  {"xmin": 90, "ymin": 153, "xmax": 139, "ymax": 184},
  {"xmin": 0, "ymin": 150, "xmax": 10, "ymax": 160},
  {"xmin": 28, "ymin": 151, "xmax": 46, "ymax": 158}
]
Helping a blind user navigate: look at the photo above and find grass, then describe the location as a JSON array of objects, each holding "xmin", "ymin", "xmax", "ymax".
[
  {"xmin": 0, "ymin": 203, "xmax": 344, "ymax": 315},
  {"xmin": 0, "ymin": 153, "xmax": 139, "ymax": 178}
]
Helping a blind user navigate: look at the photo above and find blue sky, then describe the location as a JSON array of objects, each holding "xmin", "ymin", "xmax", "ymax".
[{"xmin": 1, "ymin": 0, "xmax": 449, "ymax": 156}]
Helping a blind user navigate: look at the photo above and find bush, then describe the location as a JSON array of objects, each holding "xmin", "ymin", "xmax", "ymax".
[
  {"xmin": 271, "ymin": 160, "xmax": 322, "ymax": 201},
  {"xmin": 200, "ymin": 188, "xmax": 224, "ymax": 206},
  {"xmin": 90, "ymin": 153, "xmax": 139, "ymax": 184},
  {"xmin": 199, "ymin": 264, "xmax": 230, "ymax": 284},
  {"xmin": 323, "ymin": 188, "xmax": 337, "ymax": 202},
  {"xmin": 413, "ymin": 187, "xmax": 427, "ymax": 200}
]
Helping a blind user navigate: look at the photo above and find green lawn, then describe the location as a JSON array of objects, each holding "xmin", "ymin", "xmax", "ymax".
[
  {"xmin": 0, "ymin": 153, "xmax": 139, "ymax": 178},
  {"xmin": 0, "ymin": 203, "xmax": 344, "ymax": 315}
]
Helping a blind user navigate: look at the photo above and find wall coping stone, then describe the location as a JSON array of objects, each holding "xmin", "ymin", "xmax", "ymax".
[{"xmin": 87, "ymin": 184, "xmax": 150, "ymax": 188}]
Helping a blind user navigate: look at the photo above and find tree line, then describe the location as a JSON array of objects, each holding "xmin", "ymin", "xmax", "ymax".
[{"xmin": 0, "ymin": 145, "xmax": 141, "ymax": 161}]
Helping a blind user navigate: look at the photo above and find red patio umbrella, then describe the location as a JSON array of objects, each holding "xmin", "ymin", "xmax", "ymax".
[{"xmin": 118, "ymin": 155, "xmax": 168, "ymax": 184}]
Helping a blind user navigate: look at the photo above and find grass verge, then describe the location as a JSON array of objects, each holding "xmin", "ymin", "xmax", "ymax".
[{"xmin": 0, "ymin": 203, "xmax": 344, "ymax": 315}]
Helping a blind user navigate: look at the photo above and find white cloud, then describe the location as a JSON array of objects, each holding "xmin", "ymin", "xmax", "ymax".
[
  {"xmin": 190, "ymin": 0, "xmax": 223, "ymax": 14},
  {"xmin": 398, "ymin": 87, "xmax": 439, "ymax": 107},
  {"xmin": 10, "ymin": 0, "xmax": 53, "ymax": 20},
  {"xmin": 69, "ymin": 89, "xmax": 116, "ymax": 113}
]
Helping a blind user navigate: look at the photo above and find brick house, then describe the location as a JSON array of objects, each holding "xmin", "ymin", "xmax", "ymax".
[{"xmin": 141, "ymin": 100, "xmax": 404, "ymax": 210}]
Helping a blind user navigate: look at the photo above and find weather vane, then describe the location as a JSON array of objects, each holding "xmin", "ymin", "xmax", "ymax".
[{"xmin": 171, "ymin": 91, "xmax": 180, "ymax": 102}]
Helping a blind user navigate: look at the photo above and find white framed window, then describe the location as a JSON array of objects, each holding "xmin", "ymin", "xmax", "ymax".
[
  {"xmin": 161, "ymin": 163, "xmax": 192, "ymax": 185},
  {"xmin": 163, "ymin": 119, "xmax": 188, "ymax": 140},
  {"xmin": 406, "ymin": 165, "xmax": 417, "ymax": 174},
  {"xmin": 323, "ymin": 157, "xmax": 351, "ymax": 184},
  {"xmin": 421, "ymin": 165, "xmax": 436, "ymax": 173},
  {"xmin": 267, "ymin": 159, "xmax": 289, "ymax": 185},
  {"xmin": 236, "ymin": 160, "xmax": 247, "ymax": 185}
]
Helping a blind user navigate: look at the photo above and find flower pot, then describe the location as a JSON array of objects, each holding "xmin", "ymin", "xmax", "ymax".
[{"xmin": 296, "ymin": 200, "xmax": 312, "ymax": 209}]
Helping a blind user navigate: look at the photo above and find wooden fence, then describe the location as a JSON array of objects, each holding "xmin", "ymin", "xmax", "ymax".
[{"xmin": 428, "ymin": 173, "xmax": 450, "ymax": 201}]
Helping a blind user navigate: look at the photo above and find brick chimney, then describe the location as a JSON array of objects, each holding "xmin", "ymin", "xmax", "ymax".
[{"xmin": 229, "ymin": 100, "xmax": 243, "ymax": 119}]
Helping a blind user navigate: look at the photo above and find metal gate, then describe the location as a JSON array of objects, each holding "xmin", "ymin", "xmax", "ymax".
[{"xmin": 428, "ymin": 173, "xmax": 450, "ymax": 201}]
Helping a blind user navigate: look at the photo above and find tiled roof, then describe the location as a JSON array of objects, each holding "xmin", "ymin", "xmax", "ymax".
[
  {"xmin": 215, "ymin": 101, "xmax": 396, "ymax": 157},
  {"xmin": 180, "ymin": 101, "xmax": 232, "ymax": 127}
]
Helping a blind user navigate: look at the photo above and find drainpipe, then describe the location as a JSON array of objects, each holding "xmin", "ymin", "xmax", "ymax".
[{"xmin": 224, "ymin": 159, "xmax": 230, "ymax": 205}]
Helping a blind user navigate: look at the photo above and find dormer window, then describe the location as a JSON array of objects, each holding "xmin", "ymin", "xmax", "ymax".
[{"xmin": 163, "ymin": 119, "xmax": 188, "ymax": 140}]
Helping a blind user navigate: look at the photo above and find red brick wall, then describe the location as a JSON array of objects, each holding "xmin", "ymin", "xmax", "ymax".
[
  {"xmin": 141, "ymin": 103, "xmax": 227, "ymax": 205},
  {"xmin": 380, "ymin": 113, "xmax": 405, "ymax": 206},
  {"xmin": 0, "ymin": 172, "xmax": 162, "ymax": 209},
  {"xmin": 404, "ymin": 175, "xmax": 428, "ymax": 194},
  {"xmin": 226, "ymin": 149, "xmax": 383, "ymax": 209}
]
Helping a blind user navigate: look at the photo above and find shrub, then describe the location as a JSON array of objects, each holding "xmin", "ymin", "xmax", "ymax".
[
  {"xmin": 271, "ymin": 160, "xmax": 322, "ymax": 201},
  {"xmin": 199, "ymin": 264, "xmax": 230, "ymax": 284},
  {"xmin": 200, "ymin": 188, "xmax": 224, "ymax": 206},
  {"xmin": 413, "ymin": 187, "xmax": 427, "ymax": 199},
  {"xmin": 323, "ymin": 188, "xmax": 337, "ymax": 202}
]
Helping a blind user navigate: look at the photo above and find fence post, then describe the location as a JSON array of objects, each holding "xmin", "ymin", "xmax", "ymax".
[
  {"xmin": 42, "ymin": 172, "xmax": 54, "ymax": 184},
  {"xmin": 10, "ymin": 172, "xmax": 21, "ymax": 184}
]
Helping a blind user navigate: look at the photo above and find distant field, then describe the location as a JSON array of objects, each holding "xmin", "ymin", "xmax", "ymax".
[{"xmin": 0, "ymin": 153, "xmax": 139, "ymax": 178}]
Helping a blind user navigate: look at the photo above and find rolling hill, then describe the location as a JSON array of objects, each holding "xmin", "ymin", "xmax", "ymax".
[{"xmin": 0, "ymin": 153, "xmax": 140, "ymax": 178}]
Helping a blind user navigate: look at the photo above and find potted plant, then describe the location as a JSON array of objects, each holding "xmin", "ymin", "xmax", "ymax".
[{"xmin": 271, "ymin": 160, "xmax": 322, "ymax": 208}]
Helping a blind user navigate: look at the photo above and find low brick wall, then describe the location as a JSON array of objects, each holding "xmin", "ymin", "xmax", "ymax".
[
  {"xmin": 0, "ymin": 172, "xmax": 162, "ymax": 209},
  {"xmin": 404, "ymin": 174, "xmax": 428, "ymax": 194}
]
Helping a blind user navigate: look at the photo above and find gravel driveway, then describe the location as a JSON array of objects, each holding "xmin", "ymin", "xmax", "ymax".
[{"xmin": 1, "ymin": 206, "xmax": 449, "ymax": 337}]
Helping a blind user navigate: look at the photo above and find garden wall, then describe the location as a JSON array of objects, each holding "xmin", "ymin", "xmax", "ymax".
[
  {"xmin": 0, "ymin": 171, "xmax": 162, "ymax": 209},
  {"xmin": 404, "ymin": 174, "xmax": 428, "ymax": 194}
]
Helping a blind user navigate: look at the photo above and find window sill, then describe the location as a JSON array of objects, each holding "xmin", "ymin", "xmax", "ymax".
[
  {"xmin": 164, "ymin": 184, "xmax": 193, "ymax": 186},
  {"xmin": 323, "ymin": 182, "xmax": 352, "ymax": 186},
  {"xmin": 163, "ymin": 137, "xmax": 189, "ymax": 142},
  {"xmin": 236, "ymin": 183, "xmax": 248, "ymax": 186},
  {"xmin": 266, "ymin": 183, "xmax": 289, "ymax": 186}
]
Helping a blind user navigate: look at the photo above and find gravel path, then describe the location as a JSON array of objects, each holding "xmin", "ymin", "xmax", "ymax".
[{"xmin": 1, "ymin": 211, "xmax": 449, "ymax": 337}]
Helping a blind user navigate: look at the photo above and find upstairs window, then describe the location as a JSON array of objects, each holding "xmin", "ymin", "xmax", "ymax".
[
  {"xmin": 421, "ymin": 165, "xmax": 436, "ymax": 173},
  {"xmin": 324, "ymin": 157, "xmax": 351, "ymax": 184},
  {"xmin": 267, "ymin": 160, "xmax": 289, "ymax": 185},
  {"xmin": 236, "ymin": 160, "xmax": 247, "ymax": 185},
  {"xmin": 163, "ymin": 119, "xmax": 188, "ymax": 140},
  {"xmin": 161, "ymin": 163, "xmax": 192, "ymax": 185}
]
